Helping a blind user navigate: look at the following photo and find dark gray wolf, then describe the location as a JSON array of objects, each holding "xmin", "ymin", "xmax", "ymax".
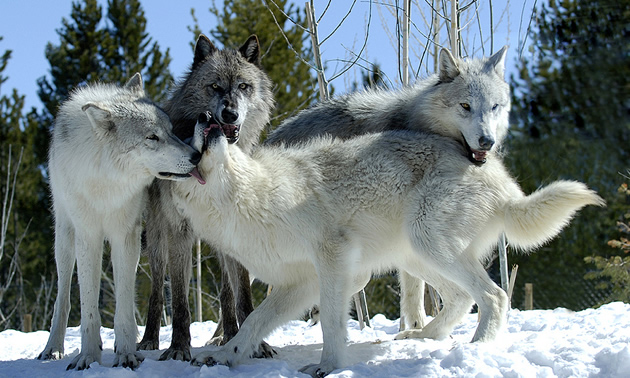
[
  {"xmin": 137, "ymin": 34, "xmax": 275, "ymax": 361},
  {"xmin": 179, "ymin": 112, "xmax": 602, "ymax": 376},
  {"xmin": 37, "ymin": 73, "xmax": 201, "ymax": 370},
  {"xmin": 266, "ymin": 46, "xmax": 510, "ymax": 329}
]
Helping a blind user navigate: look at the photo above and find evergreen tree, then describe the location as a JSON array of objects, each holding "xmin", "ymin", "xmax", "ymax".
[
  {"xmin": 0, "ymin": 40, "xmax": 52, "ymax": 331},
  {"xmin": 202, "ymin": 0, "xmax": 316, "ymax": 131},
  {"xmin": 38, "ymin": 0, "xmax": 173, "ymax": 126},
  {"xmin": 506, "ymin": 0, "xmax": 630, "ymax": 310},
  {"xmin": 585, "ymin": 180, "xmax": 630, "ymax": 305}
]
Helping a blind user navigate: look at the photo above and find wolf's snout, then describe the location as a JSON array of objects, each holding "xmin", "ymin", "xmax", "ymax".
[
  {"xmin": 478, "ymin": 136, "xmax": 495, "ymax": 151},
  {"xmin": 221, "ymin": 108, "xmax": 239, "ymax": 124},
  {"xmin": 190, "ymin": 151, "xmax": 202, "ymax": 166}
]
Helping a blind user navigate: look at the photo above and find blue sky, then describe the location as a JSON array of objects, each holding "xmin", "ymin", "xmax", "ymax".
[{"xmin": 0, "ymin": 0, "xmax": 535, "ymax": 112}]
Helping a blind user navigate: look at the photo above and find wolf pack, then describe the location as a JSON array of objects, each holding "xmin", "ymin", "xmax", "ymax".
[{"xmin": 36, "ymin": 34, "xmax": 605, "ymax": 376}]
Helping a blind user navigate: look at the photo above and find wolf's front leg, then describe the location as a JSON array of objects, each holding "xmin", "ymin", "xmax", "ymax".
[
  {"xmin": 109, "ymin": 227, "xmax": 144, "ymax": 369},
  {"xmin": 191, "ymin": 281, "xmax": 317, "ymax": 367},
  {"xmin": 66, "ymin": 231, "xmax": 104, "ymax": 370},
  {"xmin": 299, "ymin": 244, "xmax": 354, "ymax": 377}
]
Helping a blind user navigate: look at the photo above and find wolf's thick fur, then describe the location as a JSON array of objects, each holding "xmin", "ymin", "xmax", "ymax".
[
  {"xmin": 267, "ymin": 47, "xmax": 510, "ymax": 166},
  {"xmin": 176, "ymin": 113, "xmax": 603, "ymax": 376},
  {"xmin": 267, "ymin": 47, "xmax": 511, "ymax": 329},
  {"xmin": 38, "ymin": 74, "xmax": 200, "ymax": 370},
  {"xmin": 137, "ymin": 35, "xmax": 275, "ymax": 360}
]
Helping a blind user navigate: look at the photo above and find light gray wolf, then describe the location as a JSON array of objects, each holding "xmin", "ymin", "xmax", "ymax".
[
  {"xmin": 37, "ymin": 73, "xmax": 201, "ymax": 370},
  {"xmin": 176, "ymin": 112, "xmax": 603, "ymax": 376},
  {"xmin": 137, "ymin": 34, "xmax": 275, "ymax": 361},
  {"xmin": 268, "ymin": 46, "xmax": 510, "ymax": 166},
  {"xmin": 266, "ymin": 46, "xmax": 510, "ymax": 330}
]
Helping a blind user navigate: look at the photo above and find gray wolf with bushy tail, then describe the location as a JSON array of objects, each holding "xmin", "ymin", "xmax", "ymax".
[
  {"xmin": 137, "ymin": 34, "xmax": 275, "ymax": 361},
  {"xmin": 37, "ymin": 73, "xmax": 200, "ymax": 370},
  {"xmin": 173, "ymin": 110, "xmax": 603, "ymax": 376}
]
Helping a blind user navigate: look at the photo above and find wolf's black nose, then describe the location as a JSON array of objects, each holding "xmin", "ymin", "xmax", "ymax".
[
  {"xmin": 221, "ymin": 108, "xmax": 239, "ymax": 124},
  {"xmin": 478, "ymin": 136, "xmax": 495, "ymax": 151},
  {"xmin": 190, "ymin": 151, "xmax": 202, "ymax": 165}
]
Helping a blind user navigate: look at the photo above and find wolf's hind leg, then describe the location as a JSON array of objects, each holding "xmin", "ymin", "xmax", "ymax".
[
  {"xmin": 399, "ymin": 271, "xmax": 427, "ymax": 331},
  {"xmin": 192, "ymin": 279, "xmax": 318, "ymax": 367},
  {"xmin": 395, "ymin": 269, "xmax": 474, "ymax": 340},
  {"xmin": 38, "ymin": 215, "xmax": 75, "ymax": 361}
]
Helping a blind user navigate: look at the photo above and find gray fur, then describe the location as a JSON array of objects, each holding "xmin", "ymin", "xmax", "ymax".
[
  {"xmin": 137, "ymin": 35, "xmax": 275, "ymax": 361},
  {"xmin": 267, "ymin": 47, "xmax": 510, "ymax": 165}
]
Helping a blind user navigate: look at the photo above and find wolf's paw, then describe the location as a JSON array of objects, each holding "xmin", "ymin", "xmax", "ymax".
[
  {"xmin": 159, "ymin": 345, "xmax": 191, "ymax": 361},
  {"xmin": 37, "ymin": 347, "xmax": 63, "ymax": 361},
  {"xmin": 66, "ymin": 352, "xmax": 99, "ymax": 371},
  {"xmin": 252, "ymin": 341, "xmax": 277, "ymax": 359},
  {"xmin": 205, "ymin": 335, "xmax": 223, "ymax": 346},
  {"xmin": 299, "ymin": 362, "xmax": 336, "ymax": 377},
  {"xmin": 112, "ymin": 351, "xmax": 144, "ymax": 369},
  {"xmin": 136, "ymin": 338, "xmax": 159, "ymax": 351},
  {"xmin": 190, "ymin": 350, "xmax": 228, "ymax": 367},
  {"xmin": 190, "ymin": 345, "xmax": 244, "ymax": 368},
  {"xmin": 394, "ymin": 329, "xmax": 424, "ymax": 340}
]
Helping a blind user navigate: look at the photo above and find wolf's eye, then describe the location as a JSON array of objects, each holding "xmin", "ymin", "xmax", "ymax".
[
  {"xmin": 460, "ymin": 103, "xmax": 471, "ymax": 111},
  {"xmin": 238, "ymin": 83, "xmax": 249, "ymax": 90},
  {"xmin": 492, "ymin": 104, "xmax": 499, "ymax": 111},
  {"xmin": 146, "ymin": 134, "xmax": 159, "ymax": 141},
  {"xmin": 210, "ymin": 83, "xmax": 220, "ymax": 90}
]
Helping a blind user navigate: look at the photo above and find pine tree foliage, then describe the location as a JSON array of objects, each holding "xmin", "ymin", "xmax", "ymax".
[
  {"xmin": 37, "ymin": 0, "xmax": 173, "ymax": 126},
  {"xmin": 0, "ymin": 41, "xmax": 52, "ymax": 331},
  {"xmin": 506, "ymin": 0, "xmax": 629, "ymax": 309},
  {"xmin": 585, "ymin": 181, "xmax": 630, "ymax": 305}
]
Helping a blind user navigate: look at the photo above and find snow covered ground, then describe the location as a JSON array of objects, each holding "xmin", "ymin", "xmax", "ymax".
[{"xmin": 1, "ymin": 302, "xmax": 629, "ymax": 377}]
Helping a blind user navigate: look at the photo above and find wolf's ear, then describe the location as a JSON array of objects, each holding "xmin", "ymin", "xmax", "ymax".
[
  {"xmin": 239, "ymin": 35, "xmax": 261, "ymax": 66},
  {"xmin": 438, "ymin": 48, "xmax": 460, "ymax": 82},
  {"xmin": 193, "ymin": 34, "xmax": 217, "ymax": 69},
  {"xmin": 486, "ymin": 46, "xmax": 508, "ymax": 78},
  {"xmin": 125, "ymin": 72, "xmax": 144, "ymax": 94},
  {"xmin": 82, "ymin": 103, "xmax": 115, "ymax": 133}
]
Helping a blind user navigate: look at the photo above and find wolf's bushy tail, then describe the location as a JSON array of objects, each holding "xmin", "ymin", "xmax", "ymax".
[{"xmin": 503, "ymin": 180, "xmax": 605, "ymax": 250}]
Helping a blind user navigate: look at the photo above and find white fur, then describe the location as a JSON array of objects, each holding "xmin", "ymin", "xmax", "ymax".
[
  {"xmin": 175, "ymin": 118, "xmax": 603, "ymax": 376},
  {"xmin": 38, "ymin": 73, "xmax": 199, "ymax": 370}
]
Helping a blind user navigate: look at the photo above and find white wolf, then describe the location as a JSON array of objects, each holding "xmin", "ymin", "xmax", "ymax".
[
  {"xmin": 173, "ymin": 113, "xmax": 603, "ymax": 376},
  {"xmin": 37, "ymin": 74, "xmax": 201, "ymax": 370}
]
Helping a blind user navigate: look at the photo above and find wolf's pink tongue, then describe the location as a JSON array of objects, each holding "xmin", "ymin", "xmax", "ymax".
[{"xmin": 189, "ymin": 167, "xmax": 206, "ymax": 185}]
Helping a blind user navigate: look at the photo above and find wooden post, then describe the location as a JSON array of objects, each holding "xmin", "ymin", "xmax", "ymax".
[
  {"xmin": 507, "ymin": 264, "xmax": 519, "ymax": 305},
  {"xmin": 524, "ymin": 283, "xmax": 533, "ymax": 310},
  {"xmin": 23, "ymin": 314, "xmax": 32, "ymax": 333},
  {"xmin": 196, "ymin": 238, "xmax": 202, "ymax": 323}
]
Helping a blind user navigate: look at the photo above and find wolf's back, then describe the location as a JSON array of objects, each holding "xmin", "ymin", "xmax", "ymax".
[{"xmin": 503, "ymin": 181, "xmax": 605, "ymax": 250}]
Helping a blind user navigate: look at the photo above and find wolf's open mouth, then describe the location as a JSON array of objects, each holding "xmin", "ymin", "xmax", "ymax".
[
  {"xmin": 158, "ymin": 172, "xmax": 193, "ymax": 181},
  {"xmin": 216, "ymin": 122, "xmax": 240, "ymax": 144},
  {"xmin": 461, "ymin": 135, "xmax": 488, "ymax": 166}
]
